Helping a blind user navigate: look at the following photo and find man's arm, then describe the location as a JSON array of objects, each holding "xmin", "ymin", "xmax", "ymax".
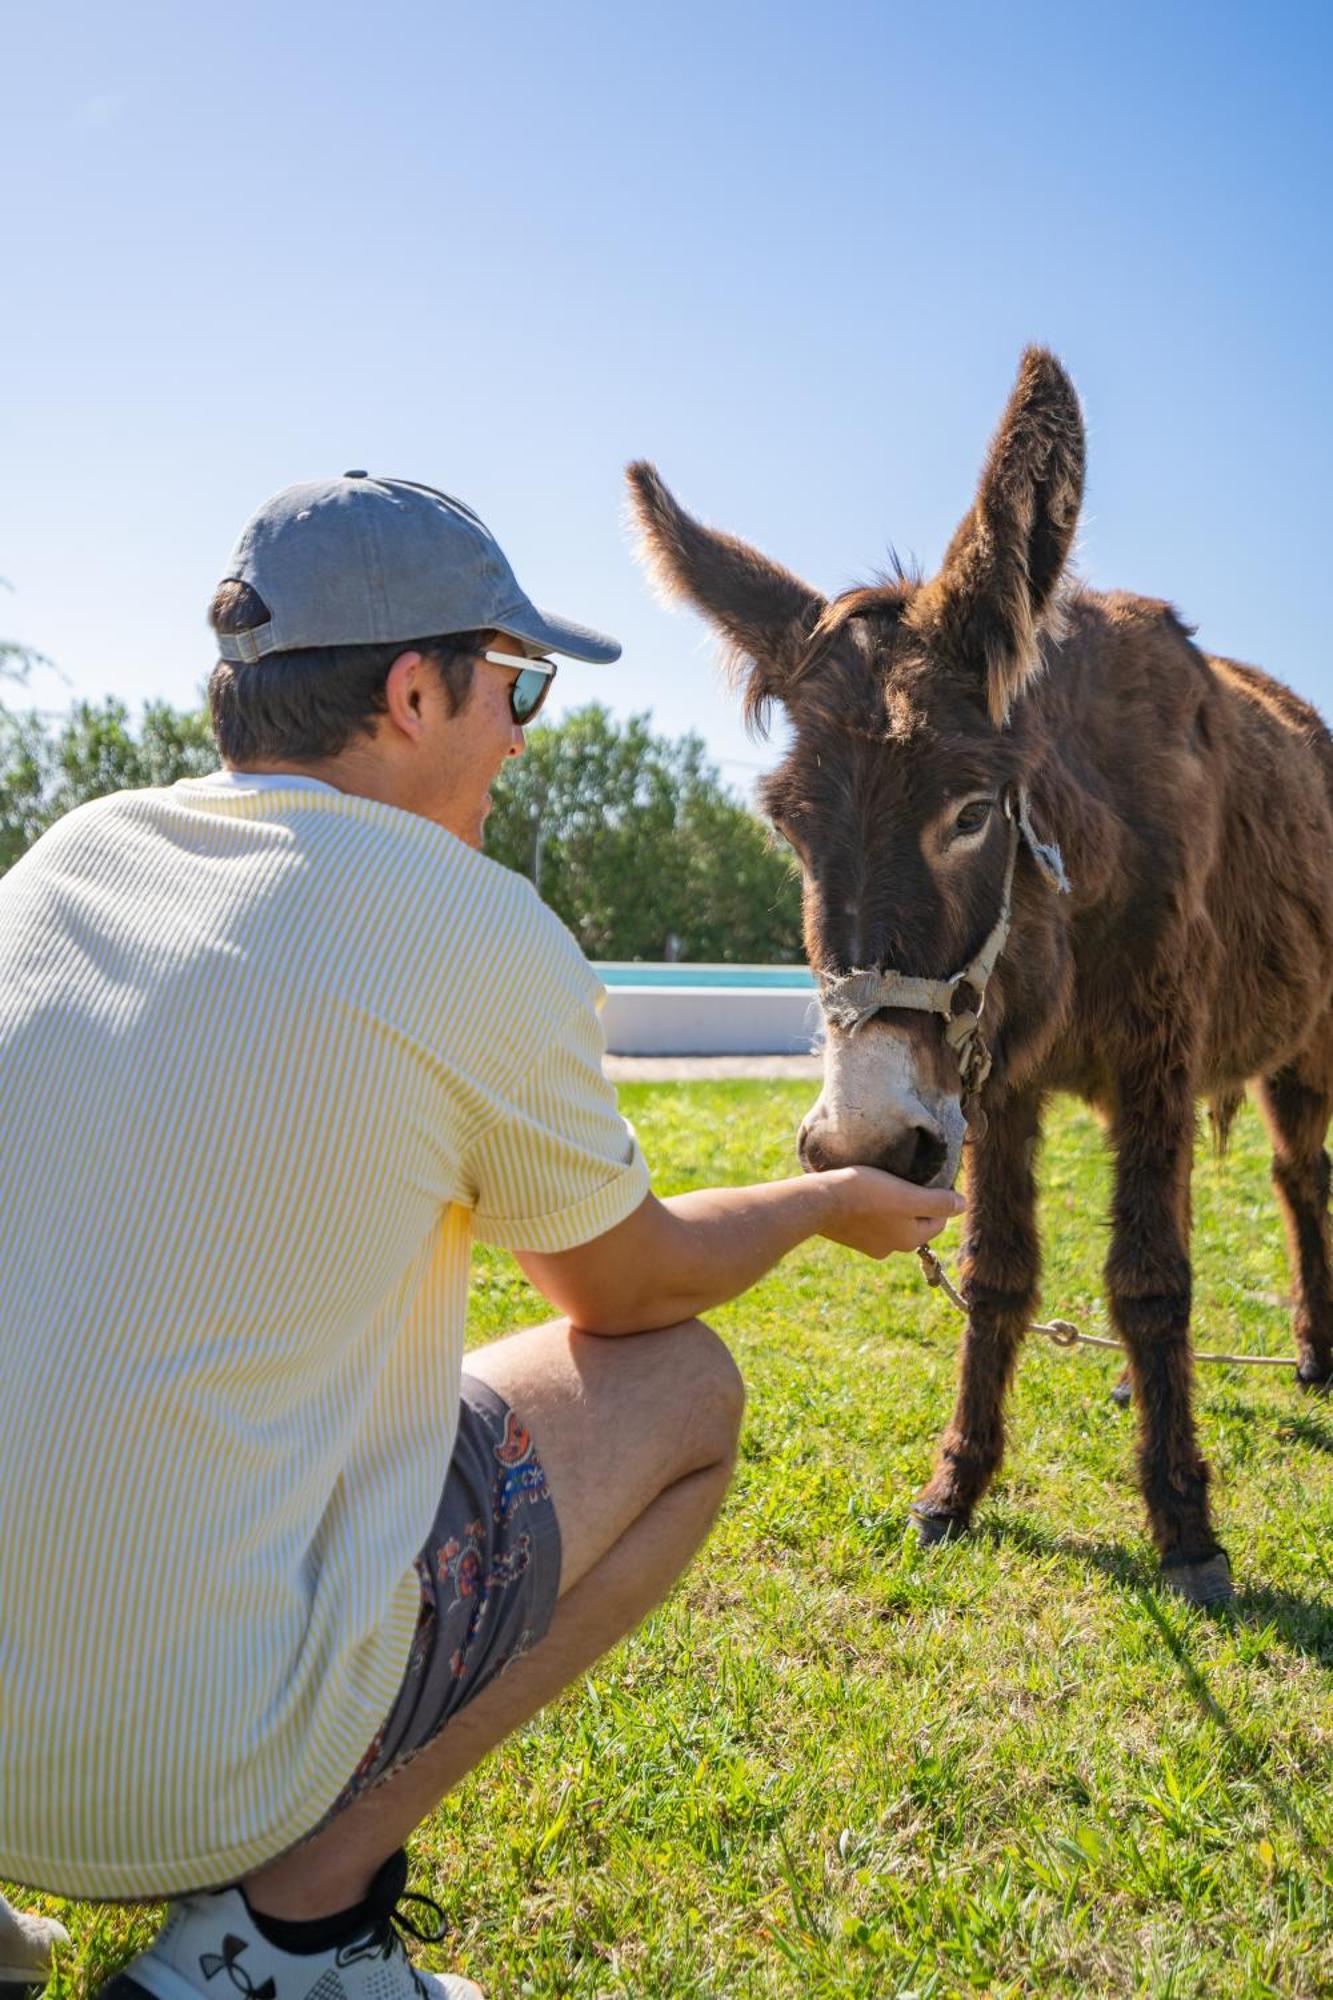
[{"xmin": 515, "ymin": 1168, "xmax": 965, "ymax": 1336}]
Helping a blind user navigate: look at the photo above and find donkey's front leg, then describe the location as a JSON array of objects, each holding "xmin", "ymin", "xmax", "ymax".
[
  {"xmin": 913, "ymin": 1090, "xmax": 1042, "ymax": 1543},
  {"xmin": 1106, "ymin": 1054, "xmax": 1231, "ymax": 1604}
]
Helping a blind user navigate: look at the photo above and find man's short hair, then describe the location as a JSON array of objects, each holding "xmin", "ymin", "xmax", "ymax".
[{"xmin": 207, "ymin": 580, "xmax": 482, "ymax": 765}]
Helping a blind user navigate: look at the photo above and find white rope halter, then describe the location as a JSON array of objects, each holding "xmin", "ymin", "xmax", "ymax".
[{"xmin": 815, "ymin": 785, "xmax": 1069, "ymax": 1101}]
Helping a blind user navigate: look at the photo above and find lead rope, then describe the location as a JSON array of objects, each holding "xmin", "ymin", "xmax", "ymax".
[{"xmin": 916, "ymin": 1243, "xmax": 1298, "ymax": 1369}]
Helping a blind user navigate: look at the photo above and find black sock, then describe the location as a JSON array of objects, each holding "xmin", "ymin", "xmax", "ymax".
[
  {"xmin": 237, "ymin": 1846, "xmax": 408, "ymax": 1957},
  {"xmin": 239, "ymin": 1887, "xmax": 376, "ymax": 1957}
]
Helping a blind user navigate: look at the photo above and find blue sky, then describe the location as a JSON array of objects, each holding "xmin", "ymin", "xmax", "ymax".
[{"xmin": 4, "ymin": 0, "xmax": 1330, "ymax": 792}]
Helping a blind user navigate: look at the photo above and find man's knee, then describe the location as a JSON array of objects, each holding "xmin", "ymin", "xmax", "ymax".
[{"xmin": 677, "ymin": 1317, "xmax": 745, "ymax": 1469}]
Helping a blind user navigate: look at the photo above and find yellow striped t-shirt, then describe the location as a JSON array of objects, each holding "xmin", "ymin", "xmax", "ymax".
[{"xmin": 0, "ymin": 772, "xmax": 649, "ymax": 1900}]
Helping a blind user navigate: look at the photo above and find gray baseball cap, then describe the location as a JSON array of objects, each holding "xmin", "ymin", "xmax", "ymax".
[{"xmin": 215, "ymin": 472, "xmax": 621, "ymax": 666}]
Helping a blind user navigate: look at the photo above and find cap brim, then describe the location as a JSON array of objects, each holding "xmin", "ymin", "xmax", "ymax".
[{"xmin": 498, "ymin": 603, "xmax": 621, "ymax": 664}]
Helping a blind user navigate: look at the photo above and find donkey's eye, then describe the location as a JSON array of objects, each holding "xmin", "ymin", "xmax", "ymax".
[{"xmin": 952, "ymin": 799, "xmax": 994, "ymax": 837}]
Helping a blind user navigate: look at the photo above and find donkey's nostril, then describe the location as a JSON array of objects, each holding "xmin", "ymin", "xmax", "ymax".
[{"xmin": 880, "ymin": 1124, "xmax": 949, "ymax": 1187}]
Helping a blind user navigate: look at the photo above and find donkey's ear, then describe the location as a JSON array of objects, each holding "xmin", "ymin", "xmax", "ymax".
[
  {"xmin": 911, "ymin": 347, "xmax": 1085, "ymax": 726},
  {"xmin": 627, "ymin": 461, "xmax": 826, "ymax": 735}
]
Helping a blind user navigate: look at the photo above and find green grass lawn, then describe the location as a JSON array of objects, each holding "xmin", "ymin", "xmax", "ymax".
[{"xmin": 20, "ymin": 1086, "xmax": 1333, "ymax": 1997}]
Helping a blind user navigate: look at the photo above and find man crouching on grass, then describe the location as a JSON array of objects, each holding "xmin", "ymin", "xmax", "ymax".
[{"xmin": 0, "ymin": 473, "xmax": 960, "ymax": 2000}]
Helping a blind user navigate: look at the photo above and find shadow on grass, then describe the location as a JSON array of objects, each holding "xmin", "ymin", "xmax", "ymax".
[
  {"xmin": 973, "ymin": 1515, "xmax": 1333, "ymax": 1669},
  {"xmin": 1281, "ymin": 1408, "xmax": 1333, "ymax": 1456},
  {"xmin": 1202, "ymin": 1387, "xmax": 1333, "ymax": 1454},
  {"xmin": 973, "ymin": 1515, "xmax": 1331, "ymax": 1863},
  {"xmin": 1133, "ymin": 1585, "xmax": 1329, "ymax": 1864}
]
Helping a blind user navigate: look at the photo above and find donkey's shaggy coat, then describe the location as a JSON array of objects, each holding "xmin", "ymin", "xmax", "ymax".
[{"xmin": 630, "ymin": 349, "xmax": 1333, "ymax": 1602}]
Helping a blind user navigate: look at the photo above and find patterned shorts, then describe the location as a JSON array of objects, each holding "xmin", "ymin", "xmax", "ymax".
[{"xmin": 303, "ymin": 1374, "xmax": 562, "ymax": 1834}]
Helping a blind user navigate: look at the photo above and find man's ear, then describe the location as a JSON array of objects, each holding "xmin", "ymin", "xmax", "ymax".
[
  {"xmin": 626, "ymin": 461, "xmax": 826, "ymax": 736},
  {"xmin": 383, "ymin": 648, "xmax": 445, "ymax": 736},
  {"xmin": 908, "ymin": 346, "xmax": 1085, "ymax": 726}
]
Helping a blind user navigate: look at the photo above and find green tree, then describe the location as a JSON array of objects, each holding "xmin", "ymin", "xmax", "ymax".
[
  {"xmin": 0, "ymin": 709, "xmax": 54, "ymax": 873},
  {"xmin": 1, "ymin": 696, "xmax": 217, "ymax": 872},
  {"xmin": 484, "ymin": 703, "xmax": 802, "ymax": 961}
]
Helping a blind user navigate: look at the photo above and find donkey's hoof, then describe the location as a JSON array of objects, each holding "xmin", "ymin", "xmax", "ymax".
[
  {"xmin": 1159, "ymin": 1550, "xmax": 1233, "ymax": 1608},
  {"xmin": 1109, "ymin": 1374, "xmax": 1133, "ymax": 1408},
  {"xmin": 1296, "ymin": 1357, "xmax": 1331, "ymax": 1392},
  {"xmin": 910, "ymin": 1504, "xmax": 970, "ymax": 1547}
]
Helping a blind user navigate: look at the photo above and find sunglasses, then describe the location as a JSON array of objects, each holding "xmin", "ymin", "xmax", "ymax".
[{"xmin": 478, "ymin": 648, "xmax": 557, "ymax": 725}]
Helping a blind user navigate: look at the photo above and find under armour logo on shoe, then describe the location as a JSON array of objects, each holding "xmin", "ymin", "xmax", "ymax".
[{"xmin": 200, "ymin": 1935, "xmax": 277, "ymax": 2000}]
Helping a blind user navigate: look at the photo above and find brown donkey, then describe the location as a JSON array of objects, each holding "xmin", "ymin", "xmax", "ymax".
[{"xmin": 628, "ymin": 347, "xmax": 1333, "ymax": 1606}]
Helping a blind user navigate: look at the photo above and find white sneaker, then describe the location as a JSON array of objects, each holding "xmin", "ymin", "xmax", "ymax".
[
  {"xmin": 0, "ymin": 1893, "xmax": 70, "ymax": 1997},
  {"xmin": 96, "ymin": 1849, "xmax": 482, "ymax": 2000}
]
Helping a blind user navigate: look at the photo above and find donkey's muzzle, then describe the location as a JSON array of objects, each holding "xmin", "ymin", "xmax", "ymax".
[
  {"xmin": 882, "ymin": 1122, "xmax": 950, "ymax": 1186},
  {"xmin": 799, "ymin": 1113, "xmax": 950, "ymax": 1187}
]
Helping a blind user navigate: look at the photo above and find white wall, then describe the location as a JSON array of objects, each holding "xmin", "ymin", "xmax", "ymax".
[{"xmin": 600, "ymin": 984, "xmax": 822, "ymax": 1057}]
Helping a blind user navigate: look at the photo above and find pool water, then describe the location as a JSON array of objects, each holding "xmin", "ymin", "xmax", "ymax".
[{"xmin": 595, "ymin": 962, "xmax": 815, "ymax": 989}]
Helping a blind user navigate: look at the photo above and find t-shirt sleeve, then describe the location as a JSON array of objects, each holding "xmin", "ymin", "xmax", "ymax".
[{"xmin": 464, "ymin": 997, "xmax": 650, "ymax": 1251}]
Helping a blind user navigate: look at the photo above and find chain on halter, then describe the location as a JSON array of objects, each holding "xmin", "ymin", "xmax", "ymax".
[{"xmin": 815, "ymin": 784, "xmax": 1068, "ymax": 1104}]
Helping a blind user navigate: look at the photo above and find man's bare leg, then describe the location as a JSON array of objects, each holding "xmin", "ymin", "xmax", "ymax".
[{"xmin": 241, "ymin": 1315, "xmax": 743, "ymax": 1920}]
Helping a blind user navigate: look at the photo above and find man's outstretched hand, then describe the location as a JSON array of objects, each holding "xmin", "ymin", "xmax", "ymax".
[{"xmin": 814, "ymin": 1165, "xmax": 965, "ymax": 1259}]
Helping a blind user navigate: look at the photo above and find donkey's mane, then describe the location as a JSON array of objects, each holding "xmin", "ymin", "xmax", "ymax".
[{"xmin": 792, "ymin": 579, "xmax": 912, "ymax": 688}]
